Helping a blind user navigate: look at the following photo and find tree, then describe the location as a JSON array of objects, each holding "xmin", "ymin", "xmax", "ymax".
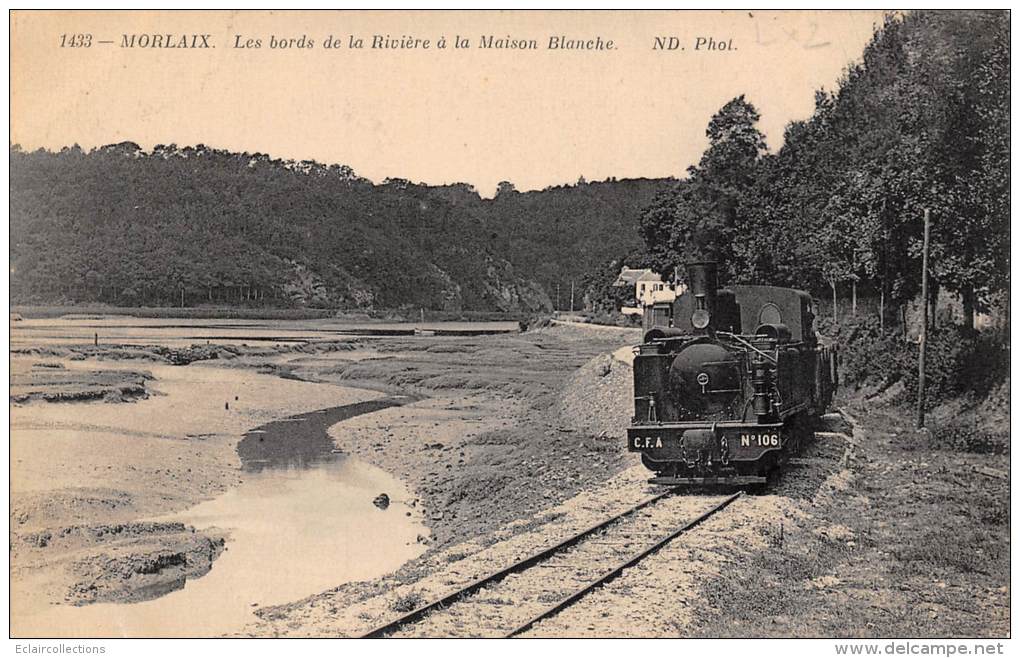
[
  {"xmin": 640, "ymin": 95, "xmax": 767, "ymax": 284},
  {"xmin": 580, "ymin": 251, "xmax": 655, "ymax": 314},
  {"xmin": 724, "ymin": 11, "xmax": 1008, "ymax": 332},
  {"xmin": 495, "ymin": 180, "xmax": 517, "ymax": 198}
]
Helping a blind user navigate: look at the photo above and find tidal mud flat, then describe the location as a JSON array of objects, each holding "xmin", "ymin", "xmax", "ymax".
[
  {"xmin": 9, "ymin": 320, "xmax": 640, "ymax": 637},
  {"xmin": 9, "ymin": 351, "xmax": 393, "ymax": 635}
]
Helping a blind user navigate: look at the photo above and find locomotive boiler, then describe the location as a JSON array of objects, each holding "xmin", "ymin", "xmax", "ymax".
[{"xmin": 628, "ymin": 262, "xmax": 838, "ymax": 486}]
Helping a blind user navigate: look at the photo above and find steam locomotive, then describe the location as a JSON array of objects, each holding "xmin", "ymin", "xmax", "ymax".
[{"xmin": 628, "ymin": 262, "xmax": 838, "ymax": 486}]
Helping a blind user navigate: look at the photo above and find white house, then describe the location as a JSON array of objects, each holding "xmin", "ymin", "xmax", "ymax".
[{"xmin": 613, "ymin": 267, "xmax": 679, "ymax": 315}]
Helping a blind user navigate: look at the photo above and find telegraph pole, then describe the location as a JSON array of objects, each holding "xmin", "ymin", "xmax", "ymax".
[{"xmin": 916, "ymin": 208, "xmax": 931, "ymax": 429}]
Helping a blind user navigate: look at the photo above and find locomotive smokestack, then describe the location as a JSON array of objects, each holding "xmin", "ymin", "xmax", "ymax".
[{"xmin": 686, "ymin": 261, "xmax": 718, "ymax": 331}]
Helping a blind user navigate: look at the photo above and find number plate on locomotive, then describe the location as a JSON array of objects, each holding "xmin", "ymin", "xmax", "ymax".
[
  {"xmin": 628, "ymin": 428, "xmax": 783, "ymax": 454},
  {"xmin": 739, "ymin": 433, "xmax": 781, "ymax": 447}
]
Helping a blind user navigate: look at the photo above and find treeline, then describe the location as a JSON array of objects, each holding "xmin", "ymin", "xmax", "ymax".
[
  {"xmin": 10, "ymin": 143, "xmax": 669, "ymax": 312},
  {"xmin": 635, "ymin": 11, "xmax": 1009, "ymax": 331}
]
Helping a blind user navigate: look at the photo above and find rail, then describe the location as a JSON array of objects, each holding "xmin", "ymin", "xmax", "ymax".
[{"xmin": 360, "ymin": 490, "xmax": 742, "ymax": 638}]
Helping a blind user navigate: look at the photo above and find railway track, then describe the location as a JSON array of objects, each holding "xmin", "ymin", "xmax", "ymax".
[{"xmin": 360, "ymin": 489, "xmax": 742, "ymax": 638}]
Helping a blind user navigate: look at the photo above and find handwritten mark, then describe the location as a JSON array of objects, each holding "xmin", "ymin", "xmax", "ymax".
[{"xmin": 754, "ymin": 18, "xmax": 830, "ymax": 49}]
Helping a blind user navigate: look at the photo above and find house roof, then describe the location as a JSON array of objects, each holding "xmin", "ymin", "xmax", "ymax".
[{"xmin": 613, "ymin": 267, "xmax": 662, "ymax": 286}]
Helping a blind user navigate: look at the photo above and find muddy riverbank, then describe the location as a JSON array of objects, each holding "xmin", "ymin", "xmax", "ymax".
[
  {"xmin": 308, "ymin": 325, "xmax": 642, "ymax": 548},
  {"xmin": 10, "ymin": 358, "xmax": 388, "ymax": 635},
  {"xmin": 10, "ymin": 323, "xmax": 641, "ymax": 637}
]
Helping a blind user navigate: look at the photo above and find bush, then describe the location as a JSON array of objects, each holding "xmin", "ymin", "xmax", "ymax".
[
  {"xmin": 928, "ymin": 419, "xmax": 1007, "ymax": 454},
  {"xmin": 520, "ymin": 314, "xmax": 552, "ymax": 331},
  {"xmin": 898, "ymin": 328, "xmax": 1009, "ymax": 406},
  {"xmin": 582, "ymin": 310, "xmax": 641, "ymax": 327},
  {"xmin": 390, "ymin": 590, "xmax": 426, "ymax": 613},
  {"xmin": 819, "ymin": 315, "xmax": 1009, "ymax": 409}
]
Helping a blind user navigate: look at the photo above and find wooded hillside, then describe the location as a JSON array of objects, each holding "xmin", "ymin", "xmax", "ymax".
[{"xmin": 10, "ymin": 144, "xmax": 670, "ymax": 312}]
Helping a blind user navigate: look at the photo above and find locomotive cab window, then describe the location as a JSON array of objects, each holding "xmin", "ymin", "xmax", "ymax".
[{"xmin": 758, "ymin": 303, "xmax": 782, "ymax": 326}]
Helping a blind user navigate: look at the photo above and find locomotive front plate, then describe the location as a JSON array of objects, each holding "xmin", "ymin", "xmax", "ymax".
[{"xmin": 627, "ymin": 425, "xmax": 784, "ymax": 462}]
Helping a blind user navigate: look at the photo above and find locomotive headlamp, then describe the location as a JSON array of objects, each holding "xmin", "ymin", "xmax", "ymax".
[{"xmin": 692, "ymin": 309, "xmax": 711, "ymax": 329}]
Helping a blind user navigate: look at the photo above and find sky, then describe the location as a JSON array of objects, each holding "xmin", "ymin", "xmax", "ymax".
[{"xmin": 11, "ymin": 10, "xmax": 888, "ymax": 196}]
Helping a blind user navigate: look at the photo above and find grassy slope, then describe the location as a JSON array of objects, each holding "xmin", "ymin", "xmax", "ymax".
[{"xmin": 691, "ymin": 390, "xmax": 1009, "ymax": 638}]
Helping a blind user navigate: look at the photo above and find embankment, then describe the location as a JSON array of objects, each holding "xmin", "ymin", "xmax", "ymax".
[{"xmin": 317, "ymin": 324, "xmax": 642, "ymax": 548}]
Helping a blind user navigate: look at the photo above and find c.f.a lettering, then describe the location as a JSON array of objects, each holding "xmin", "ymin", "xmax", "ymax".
[{"xmin": 632, "ymin": 436, "xmax": 664, "ymax": 449}]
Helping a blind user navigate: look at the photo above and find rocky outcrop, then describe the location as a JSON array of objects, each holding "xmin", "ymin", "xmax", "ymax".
[
  {"xmin": 281, "ymin": 260, "xmax": 376, "ymax": 308},
  {"xmin": 281, "ymin": 255, "xmax": 550, "ymax": 314},
  {"xmin": 479, "ymin": 256, "xmax": 553, "ymax": 313}
]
